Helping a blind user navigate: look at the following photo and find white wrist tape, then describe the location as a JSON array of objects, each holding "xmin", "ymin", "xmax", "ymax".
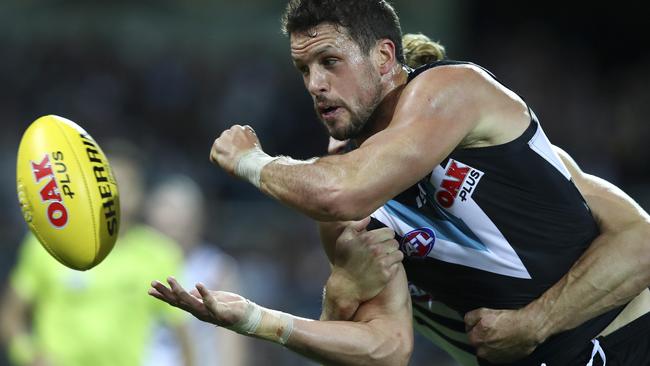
[
  {"xmin": 235, "ymin": 148, "xmax": 279, "ymax": 188},
  {"xmin": 228, "ymin": 300, "xmax": 294, "ymax": 345},
  {"xmin": 229, "ymin": 299, "xmax": 263, "ymax": 335},
  {"xmin": 269, "ymin": 309, "xmax": 295, "ymax": 345}
]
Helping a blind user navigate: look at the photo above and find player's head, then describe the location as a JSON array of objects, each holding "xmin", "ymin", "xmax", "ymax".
[
  {"xmin": 402, "ymin": 33, "xmax": 445, "ymax": 68},
  {"xmin": 282, "ymin": 0, "xmax": 404, "ymax": 140},
  {"xmin": 322, "ymin": 33, "xmax": 444, "ymax": 155}
]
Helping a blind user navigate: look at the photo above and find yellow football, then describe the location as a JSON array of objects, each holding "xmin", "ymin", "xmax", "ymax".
[{"xmin": 16, "ymin": 115, "xmax": 120, "ymax": 270}]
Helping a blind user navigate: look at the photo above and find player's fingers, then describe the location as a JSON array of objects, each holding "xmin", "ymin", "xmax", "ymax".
[
  {"xmin": 349, "ymin": 216, "xmax": 371, "ymax": 232},
  {"xmin": 243, "ymin": 125, "xmax": 256, "ymax": 135},
  {"xmin": 196, "ymin": 282, "xmax": 210, "ymax": 297},
  {"xmin": 147, "ymin": 287, "xmax": 169, "ymax": 303},
  {"xmin": 464, "ymin": 308, "xmax": 484, "ymax": 332},
  {"xmin": 386, "ymin": 248, "xmax": 404, "ymax": 264},
  {"xmin": 364, "ymin": 227, "xmax": 396, "ymax": 243},
  {"xmin": 168, "ymin": 277, "xmax": 203, "ymax": 309},
  {"xmin": 189, "ymin": 288, "xmax": 202, "ymax": 298},
  {"xmin": 148, "ymin": 290, "xmax": 179, "ymax": 308},
  {"xmin": 151, "ymin": 280, "xmax": 176, "ymax": 301},
  {"xmin": 375, "ymin": 237, "xmax": 400, "ymax": 253},
  {"xmin": 209, "ymin": 148, "xmax": 216, "ymax": 164},
  {"xmin": 196, "ymin": 283, "xmax": 219, "ymax": 312}
]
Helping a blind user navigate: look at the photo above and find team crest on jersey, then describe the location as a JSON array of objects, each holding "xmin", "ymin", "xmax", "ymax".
[
  {"xmin": 401, "ymin": 228, "xmax": 436, "ymax": 257},
  {"xmin": 435, "ymin": 159, "xmax": 484, "ymax": 208}
]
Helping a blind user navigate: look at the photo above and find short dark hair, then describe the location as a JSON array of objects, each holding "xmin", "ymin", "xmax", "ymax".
[{"xmin": 282, "ymin": 0, "xmax": 404, "ymax": 64}]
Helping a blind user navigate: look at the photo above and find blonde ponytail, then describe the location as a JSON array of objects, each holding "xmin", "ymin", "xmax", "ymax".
[{"xmin": 402, "ymin": 33, "xmax": 446, "ymax": 68}]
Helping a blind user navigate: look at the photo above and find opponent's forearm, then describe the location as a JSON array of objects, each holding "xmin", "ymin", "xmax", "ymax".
[
  {"xmin": 526, "ymin": 221, "xmax": 650, "ymax": 342},
  {"xmin": 289, "ymin": 318, "xmax": 411, "ymax": 366},
  {"xmin": 242, "ymin": 303, "xmax": 410, "ymax": 366}
]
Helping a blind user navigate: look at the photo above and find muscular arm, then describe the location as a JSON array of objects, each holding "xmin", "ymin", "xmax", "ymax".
[
  {"xmin": 213, "ymin": 66, "xmax": 489, "ymax": 221},
  {"xmin": 150, "ymin": 270, "xmax": 413, "ymax": 366},
  {"xmin": 524, "ymin": 147, "xmax": 650, "ymax": 339},
  {"xmin": 465, "ymin": 147, "xmax": 650, "ymax": 362}
]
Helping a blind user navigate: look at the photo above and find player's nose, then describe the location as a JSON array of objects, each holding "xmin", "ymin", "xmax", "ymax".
[{"xmin": 307, "ymin": 70, "xmax": 329, "ymax": 96}]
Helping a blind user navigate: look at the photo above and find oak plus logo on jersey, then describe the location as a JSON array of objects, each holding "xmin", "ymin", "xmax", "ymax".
[
  {"xmin": 435, "ymin": 159, "xmax": 484, "ymax": 208},
  {"xmin": 401, "ymin": 228, "xmax": 436, "ymax": 257}
]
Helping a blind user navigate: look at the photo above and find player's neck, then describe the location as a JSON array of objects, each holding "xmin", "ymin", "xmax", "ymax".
[{"xmin": 353, "ymin": 67, "xmax": 408, "ymax": 144}]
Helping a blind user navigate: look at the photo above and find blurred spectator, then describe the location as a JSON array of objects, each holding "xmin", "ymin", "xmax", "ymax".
[
  {"xmin": 143, "ymin": 174, "xmax": 249, "ymax": 366},
  {"xmin": 0, "ymin": 140, "xmax": 189, "ymax": 366}
]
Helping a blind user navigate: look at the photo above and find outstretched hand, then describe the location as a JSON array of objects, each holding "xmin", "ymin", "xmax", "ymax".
[
  {"xmin": 464, "ymin": 307, "xmax": 543, "ymax": 363},
  {"xmin": 148, "ymin": 277, "xmax": 249, "ymax": 328}
]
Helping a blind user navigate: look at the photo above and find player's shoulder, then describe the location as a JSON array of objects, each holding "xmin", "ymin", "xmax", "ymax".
[{"xmin": 408, "ymin": 61, "xmax": 493, "ymax": 90}]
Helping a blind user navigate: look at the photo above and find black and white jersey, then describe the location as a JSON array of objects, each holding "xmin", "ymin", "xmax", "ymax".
[{"xmin": 368, "ymin": 61, "xmax": 624, "ymax": 365}]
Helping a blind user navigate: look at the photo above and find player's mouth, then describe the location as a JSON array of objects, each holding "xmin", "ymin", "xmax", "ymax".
[{"xmin": 318, "ymin": 105, "xmax": 342, "ymax": 121}]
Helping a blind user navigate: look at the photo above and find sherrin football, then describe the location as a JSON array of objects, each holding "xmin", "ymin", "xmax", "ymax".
[{"xmin": 16, "ymin": 115, "xmax": 120, "ymax": 270}]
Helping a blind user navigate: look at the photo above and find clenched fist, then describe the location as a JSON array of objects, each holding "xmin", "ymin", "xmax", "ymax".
[{"xmin": 210, "ymin": 124, "xmax": 262, "ymax": 175}]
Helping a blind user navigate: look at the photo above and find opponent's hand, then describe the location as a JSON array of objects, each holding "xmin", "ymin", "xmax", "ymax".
[
  {"xmin": 210, "ymin": 124, "xmax": 261, "ymax": 175},
  {"xmin": 329, "ymin": 218, "xmax": 403, "ymax": 304},
  {"xmin": 464, "ymin": 307, "xmax": 543, "ymax": 363},
  {"xmin": 149, "ymin": 277, "xmax": 250, "ymax": 328},
  {"xmin": 327, "ymin": 136, "xmax": 349, "ymax": 155}
]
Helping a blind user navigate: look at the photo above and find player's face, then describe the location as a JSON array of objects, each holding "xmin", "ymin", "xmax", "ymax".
[{"xmin": 291, "ymin": 23, "xmax": 382, "ymax": 140}]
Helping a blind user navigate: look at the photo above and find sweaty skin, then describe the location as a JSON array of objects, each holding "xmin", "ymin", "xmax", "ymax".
[
  {"xmin": 212, "ymin": 24, "xmax": 528, "ymax": 221},
  {"xmin": 209, "ymin": 22, "xmax": 650, "ymax": 365}
]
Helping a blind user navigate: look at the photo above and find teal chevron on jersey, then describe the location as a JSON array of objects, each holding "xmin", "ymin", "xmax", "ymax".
[{"xmin": 384, "ymin": 200, "xmax": 486, "ymax": 251}]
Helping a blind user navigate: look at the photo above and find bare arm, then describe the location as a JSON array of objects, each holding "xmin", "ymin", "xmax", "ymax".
[
  {"xmin": 465, "ymin": 147, "xmax": 650, "ymax": 362},
  {"xmin": 318, "ymin": 219, "xmax": 403, "ymax": 321},
  {"xmin": 211, "ymin": 66, "xmax": 487, "ymax": 221},
  {"xmin": 291, "ymin": 266, "xmax": 413, "ymax": 366},
  {"xmin": 149, "ymin": 272, "xmax": 413, "ymax": 366},
  {"xmin": 525, "ymin": 147, "xmax": 650, "ymax": 337}
]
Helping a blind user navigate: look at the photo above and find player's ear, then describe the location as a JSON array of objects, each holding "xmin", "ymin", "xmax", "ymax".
[{"xmin": 374, "ymin": 39, "xmax": 397, "ymax": 76}]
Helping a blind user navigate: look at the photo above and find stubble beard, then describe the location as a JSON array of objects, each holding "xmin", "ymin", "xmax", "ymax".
[{"xmin": 326, "ymin": 84, "xmax": 383, "ymax": 141}]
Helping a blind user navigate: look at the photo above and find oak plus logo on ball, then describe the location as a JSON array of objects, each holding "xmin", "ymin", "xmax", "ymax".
[
  {"xmin": 31, "ymin": 154, "xmax": 69, "ymax": 229},
  {"xmin": 401, "ymin": 228, "xmax": 436, "ymax": 258}
]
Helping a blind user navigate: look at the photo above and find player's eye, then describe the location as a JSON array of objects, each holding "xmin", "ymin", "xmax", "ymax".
[{"xmin": 322, "ymin": 57, "xmax": 338, "ymax": 67}]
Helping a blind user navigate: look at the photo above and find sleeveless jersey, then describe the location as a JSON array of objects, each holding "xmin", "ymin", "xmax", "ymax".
[{"xmin": 368, "ymin": 61, "xmax": 624, "ymax": 365}]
